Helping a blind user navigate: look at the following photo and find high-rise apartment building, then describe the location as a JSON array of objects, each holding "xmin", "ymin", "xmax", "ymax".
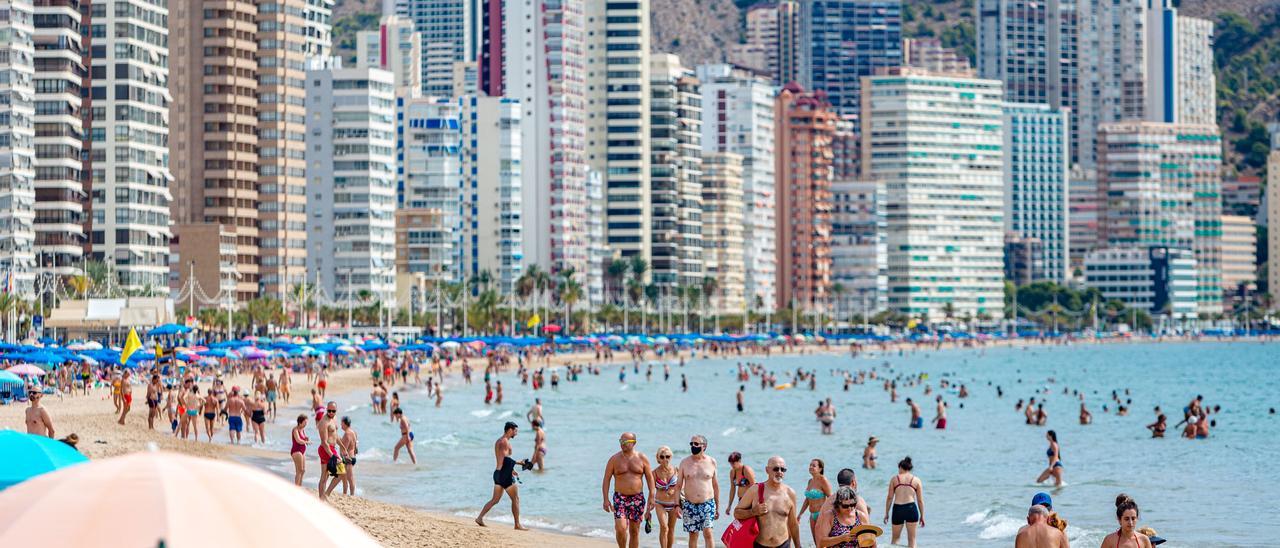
[
  {"xmin": 585, "ymin": 0, "xmax": 650, "ymax": 263},
  {"xmin": 0, "ymin": 0, "xmax": 36, "ymax": 293},
  {"xmin": 397, "ymin": 96, "xmax": 461, "ymax": 281},
  {"xmin": 88, "ymin": 0, "xmax": 172, "ymax": 292},
  {"xmin": 831, "ymin": 179, "xmax": 887, "ymax": 315},
  {"xmin": 1084, "ymin": 246, "xmax": 1197, "ymax": 319},
  {"xmin": 458, "ymin": 95, "xmax": 523, "ymax": 293},
  {"xmin": 776, "ymin": 0, "xmax": 800, "ymax": 85},
  {"xmin": 976, "ymin": 0, "xmax": 1078, "ymax": 139},
  {"xmin": 799, "ymin": 0, "xmax": 902, "ymax": 118},
  {"xmin": 697, "ymin": 64, "xmax": 777, "ymax": 312},
  {"xmin": 397, "ymin": 0, "xmax": 478, "ymax": 98},
  {"xmin": 649, "ymin": 54, "xmax": 702, "ymax": 289},
  {"xmin": 903, "ymin": 37, "xmax": 972, "ymax": 75},
  {"xmin": 357, "ymin": 15, "xmax": 422, "ymax": 95},
  {"xmin": 32, "ymin": 0, "xmax": 84, "ymax": 279},
  {"xmin": 1168, "ymin": 14, "xmax": 1214, "ymax": 126},
  {"xmin": 701, "ymin": 152, "xmax": 745, "ymax": 314},
  {"xmin": 1270, "ymin": 124, "xmax": 1280, "ymax": 309},
  {"xmin": 774, "ymin": 83, "xmax": 835, "ymax": 313},
  {"xmin": 1003, "ymin": 103, "xmax": 1070, "ymax": 282},
  {"xmin": 1219, "ymin": 214, "xmax": 1256, "ymax": 297},
  {"xmin": 862, "ymin": 70, "xmax": 1006, "ymax": 321},
  {"xmin": 502, "ymin": 0, "xmax": 590, "ymax": 279},
  {"xmin": 741, "ymin": 3, "xmax": 779, "ymax": 78},
  {"xmin": 304, "ymin": 61, "xmax": 397, "ymax": 304},
  {"xmin": 1097, "ymin": 121, "xmax": 1223, "ymax": 315}
]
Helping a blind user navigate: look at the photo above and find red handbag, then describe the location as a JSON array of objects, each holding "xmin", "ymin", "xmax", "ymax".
[{"xmin": 720, "ymin": 483, "xmax": 765, "ymax": 548}]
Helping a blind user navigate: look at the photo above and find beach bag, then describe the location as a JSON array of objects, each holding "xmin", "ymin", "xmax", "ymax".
[{"xmin": 720, "ymin": 483, "xmax": 764, "ymax": 548}]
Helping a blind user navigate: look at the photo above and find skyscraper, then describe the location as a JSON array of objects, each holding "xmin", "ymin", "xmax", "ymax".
[
  {"xmin": 776, "ymin": 0, "xmax": 801, "ymax": 85},
  {"xmin": 701, "ymin": 152, "xmax": 746, "ymax": 314},
  {"xmin": 1219, "ymin": 214, "xmax": 1256, "ymax": 298},
  {"xmin": 88, "ymin": 0, "xmax": 172, "ymax": 292},
  {"xmin": 830, "ymin": 179, "xmax": 887, "ymax": 315},
  {"xmin": 740, "ymin": 3, "xmax": 779, "ymax": 78},
  {"xmin": 1269, "ymin": 124, "xmax": 1280, "ymax": 309},
  {"xmin": 774, "ymin": 83, "xmax": 835, "ymax": 313},
  {"xmin": 398, "ymin": 0, "xmax": 479, "ymax": 98},
  {"xmin": 1003, "ymin": 102, "xmax": 1071, "ymax": 282},
  {"xmin": 397, "ymin": 96, "xmax": 461, "ymax": 281},
  {"xmin": 32, "ymin": 0, "xmax": 85, "ymax": 279},
  {"xmin": 697, "ymin": 64, "xmax": 777, "ymax": 313},
  {"xmin": 304, "ymin": 61, "xmax": 397, "ymax": 304},
  {"xmin": 585, "ymin": 0, "xmax": 651, "ymax": 264},
  {"xmin": 458, "ymin": 95, "xmax": 523, "ymax": 293},
  {"xmin": 0, "ymin": 0, "xmax": 35, "ymax": 293},
  {"xmin": 357, "ymin": 15, "xmax": 423, "ymax": 96},
  {"xmin": 799, "ymin": 0, "xmax": 902, "ymax": 118},
  {"xmin": 649, "ymin": 54, "xmax": 702, "ymax": 290},
  {"xmin": 862, "ymin": 69, "xmax": 1006, "ymax": 320},
  {"xmin": 1097, "ymin": 121, "xmax": 1223, "ymax": 315}
]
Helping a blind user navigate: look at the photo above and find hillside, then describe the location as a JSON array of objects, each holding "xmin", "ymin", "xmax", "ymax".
[{"xmin": 651, "ymin": 0, "xmax": 741, "ymax": 65}]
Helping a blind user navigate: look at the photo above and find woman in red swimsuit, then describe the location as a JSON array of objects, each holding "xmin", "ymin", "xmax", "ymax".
[
  {"xmin": 1100, "ymin": 494, "xmax": 1153, "ymax": 548},
  {"xmin": 290, "ymin": 414, "xmax": 310, "ymax": 486}
]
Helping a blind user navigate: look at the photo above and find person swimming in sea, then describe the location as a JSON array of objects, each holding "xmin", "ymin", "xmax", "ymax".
[
  {"xmin": 862, "ymin": 437, "xmax": 878, "ymax": 469},
  {"xmin": 1147, "ymin": 414, "xmax": 1166, "ymax": 438},
  {"xmin": 906, "ymin": 398, "xmax": 923, "ymax": 428}
]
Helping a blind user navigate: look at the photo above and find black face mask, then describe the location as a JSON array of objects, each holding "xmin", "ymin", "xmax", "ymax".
[{"xmin": 690, "ymin": 445, "xmax": 703, "ymax": 455}]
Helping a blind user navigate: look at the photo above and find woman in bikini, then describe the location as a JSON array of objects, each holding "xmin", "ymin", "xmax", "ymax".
[
  {"xmin": 883, "ymin": 456, "xmax": 923, "ymax": 548},
  {"xmin": 724, "ymin": 451, "xmax": 757, "ymax": 516},
  {"xmin": 291, "ymin": 414, "xmax": 310, "ymax": 486},
  {"xmin": 1100, "ymin": 494, "xmax": 1153, "ymax": 548},
  {"xmin": 801, "ymin": 458, "xmax": 834, "ymax": 546},
  {"xmin": 652, "ymin": 446, "xmax": 680, "ymax": 548},
  {"xmin": 1035, "ymin": 430, "xmax": 1064, "ymax": 486},
  {"xmin": 819, "ymin": 486, "xmax": 872, "ymax": 548},
  {"xmin": 1146, "ymin": 414, "xmax": 1166, "ymax": 438},
  {"xmin": 863, "ymin": 437, "xmax": 878, "ymax": 469}
]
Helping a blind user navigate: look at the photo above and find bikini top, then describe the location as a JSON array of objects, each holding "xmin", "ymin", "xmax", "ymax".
[
  {"xmin": 655, "ymin": 474, "xmax": 677, "ymax": 491},
  {"xmin": 891, "ymin": 474, "xmax": 916, "ymax": 493},
  {"xmin": 804, "ymin": 488, "xmax": 826, "ymax": 500}
]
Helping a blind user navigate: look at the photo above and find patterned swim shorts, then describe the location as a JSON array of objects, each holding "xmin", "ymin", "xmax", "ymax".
[
  {"xmin": 612, "ymin": 492, "xmax": 646, "ymax": 523},
  {"xmin": 681, "ymin": 499, "xmax": 716, "ymax": 532}
]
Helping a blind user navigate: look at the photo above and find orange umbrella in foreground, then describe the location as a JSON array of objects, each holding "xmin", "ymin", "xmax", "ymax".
[{"xmin": 0, "ymin": 451, "xmax": 378, "ymax": 547}]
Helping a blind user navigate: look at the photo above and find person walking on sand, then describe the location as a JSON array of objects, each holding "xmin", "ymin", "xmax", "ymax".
[
  {"xmin": 530, "ymin": 419, "xmax": 547, "ymax": 471},
  {"xmin": 652, "ymin": 446, "xmax": 680, "ymax": 548},
  {"xmin": 906, "ymin": 398, "xmax": 923, "ymax": 428},
  {"xmin": 202, "ymin": 389, "xmax": 220, "ymax": 442},
  {"xmin": 225, "ymin": 387, "xmax": 246, "ymax": 444},
  {"xmin": 676, "ymin": 434, "xmax": 720, "ymax": 548},
  {"xmin": 1035, "ymin": 430, "xmax": 1064, "ymax": 487},
  {"xmin": 732, "ymin": 456, "xmax": 800, "ymax": 548},
  {"xmin": 476, "ymin": 421, "xmax": 532, "ymax": 530},
  {"xmin": 117, "ymin": 370, "xmax": 133, "ymax": 425},
  {"xmin": 182, "ymin": 385, "xmax": 202, "ymax": 440},
  {"xmin": 1015, "ymin": 504, "xmax": 1069, "ymax": 548},
  {"xmin": 392, "ymin": 407, "xmax": 417, "ymax": 464},
  {"xmin": 602, "ymin": 432, "xmax": 655, "ymax": 548},
  {"xmin": 25, "ymin": 392, "xmax": 54, "ymax": 438},
  {"xmin": 883, "ymin": 456, "xmax": 924, "ymax": 548},
  {"xmin": 339, "ymin": 416, "xmax": 359, "ymax": 495},
  {"xmin": 145, "ymin": 374, "xmax": 162, "ymax": 430},
  {"xmin": 290, "ymin": 414, "xmax": 310, "ymax": 486}
]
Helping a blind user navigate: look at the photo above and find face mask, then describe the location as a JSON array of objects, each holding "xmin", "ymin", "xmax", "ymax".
[{"xmin": 690, "ymin": 445, "xmax": 703, "ymax": 455}]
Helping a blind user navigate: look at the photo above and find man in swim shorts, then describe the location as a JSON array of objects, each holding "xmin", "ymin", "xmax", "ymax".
[
  {"xmin": 732, "ymin": 456, "xmax": 799, "ymax": 548},
  {"xmin": 907, "ymin": 398, "xmax": 923, "ymax": 428},
  {"xmin": 117, "ymin": 370, "xmax": 133, "ymax": 425},
  {"xmin": 477, "ymin": 422, "xmax": 530, "ymax": 530},
  {"xmin": 602, "ymin": 432, "xmax": 655, "ymax": 548},
  {"xmin": 677, "ymin": 434, "xmax": 720, "ymax": 548},
  {"xmin": 933, "ymin": 396, "xmax": 947, "ymax": 429},
  {"xmin": 225, "ymin": 387, "xmax": 245, "ymax": 444}
]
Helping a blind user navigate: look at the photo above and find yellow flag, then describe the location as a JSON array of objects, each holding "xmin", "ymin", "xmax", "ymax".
[
  {"xmin": 906, "ymin": 318, "xmax": 918, "ymax": 329},
  {"xmin": 526, "ymin": 313, "xmax": 541, "ymax": 329},
  {"xmin": 121, "ymin": 328, "xmax": 142, "ymax": 364}
]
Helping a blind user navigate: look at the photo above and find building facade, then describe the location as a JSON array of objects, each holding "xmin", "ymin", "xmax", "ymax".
[
  {"xmin": 397, "ymin": 0, "xmax": 477, "ymax": 98},
  {"xmin": 799, "ymin": 0, "xmax": 902, "ymax": 118},
  {"xmin": 1, "ymin": 0, "xmax": 36, "ymax": 293},
  {"xmin": 458, "ymin": 95, "xmax": 523, "ymax": 294},
  {"xmin": 397, "ymin": 96, "xmax": 461, "ymax": 281},
  {"xmin": 862, "ymin": 70, "xmax": 1006, "ymax": 321},
  {"xmin": 1096, "ymin": 121, "xmax": 1223, "ymax": 315},
  {"xmin": 649, "ymin": 54, "xmax": 702, "ymax": 290},
  {"xmin": 1004, "ymin": 234, "xmax": 1045, "ymax": 287},
  {"xmin": 1270, "ymin": 124, "xmax": 1280, "ymax": 308},
  {"xmin": 697, "ymin": 63, "xmax": 777, "ymax": 312},
  {"xmin": 88, "ymin": 0, "xmax": 172, "ymax": 292},
  {"xmin": 701, "ymin": 151, "xmax": 745, "ymax": 315},
  {"xmin": 357, "ymin": 15, "xmax": 422, "ymax": 95},
  {"xmin": 774, "ymin": 83, "xmax": 835, "ymax": 313},
  {"xmin": 304, "ymin": 62, "xmax": 397, "ymax": 304},
  {"xmin": 1003, "ymin": 102, "xmax": 1070, "ymax": 282},
  {"xmin": 831, "ymin": 179, "xmax": 887, "ymax": 315},
  {"xmin": 1219, "ymin": 214, "xmax": 1256, "ymax": 297},
  {"xmin": 903, "ymin": 37, "xmax": 971, "ymax": 75},
  {"xmin": 32, "ymin": 0, "xmax": 85, "ymax": 279},
  {"xmin": 743, "ymin": 3, "xmax": 779, "ymax": 78},
  {"xmin": 1084, "ymin": 246, "xmax": 1197, "ymax": 319},
  {"xmin": 776, "ymin": 0, "xmax": 800, "ymax": 85}
]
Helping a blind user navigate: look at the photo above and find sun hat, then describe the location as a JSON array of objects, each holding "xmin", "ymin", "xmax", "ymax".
[{"xmin": 849, "ymin": 524, "xmax": 882, "ymax": 547}]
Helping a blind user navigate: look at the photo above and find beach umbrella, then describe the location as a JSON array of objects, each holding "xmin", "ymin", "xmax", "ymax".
[
  {"xmin": 4, "ymin": 365, "xmax": 46, "ymax": 377},
  {"xmin": 0, "ymin": 371, "xmax": 23, "ymax": 388},
  {"xmin": 147, "ymin": 323, "xmax": 192, "ymax": 337},
  {"xmin": 466, "ymin": 340, "xmax": 486, "ymax": 351},
  {"xmin": 439, "ymin": 341, "xmax": 461, "ymax": 349},
  {"xmin": 0, "ymin": 431, "xmax": 88, "ymax": 491},
  {"xmin": 0, "ymin": 451, "xmax": 378, "ymax": 547}
]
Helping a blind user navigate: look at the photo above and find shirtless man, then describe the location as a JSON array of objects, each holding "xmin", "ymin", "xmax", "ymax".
[
  {"xmin": 1015, "ymin": 505, "xmax": 1069, "ymax": 548},
  {"xmin": 906, "ymin": 398, "xmax": 923, "ymax": 428},
  {"xmin": 317, "ymin": 402, "xmax": 341, "ymax": 500},
  {"xmin": 527, "ymin": 398, "xmax": 543, "ymax": 427},
  {"xmin": 339, "ymin": 416, "xmax": 359, "ymax": 494},
  {"xmin": 676, "ymin": 434, "xmax": 720, "ymax": 548},
  {"xmin": 225, "ymin": 387, "xmax": 246, "ymax": 444},
  {"xmin": 530, "ymin": 419, "xmax": 547, "ymax": 471},
  {"xmin": 145, "ymin": 374, "xmax": 162, "ymax": 430},
  {"xmin": 25, "ymin": 392, "xmax": 54, "ymax": 437},
  {"xmin": 392, "ymin": 407, "xmax": 417, "ymax": 464},
  {"xmin": 202, "ymin": 388, "xmax": 220, "ymax": 442},
  {"xmin": 601, "ymin": 432, "xmax": 655, "ymax": 548},
  {"xmin": 117, "ymin": 370, "xmax": 133, "ymax": 425},
  {"xmin": 733, "ymin": 456, "xmax": 800, "ymax": 548},
  {"xmin": 932, "ymin": 396, "xmax": 947, "ymax": 429},
  {"xmin": 476, "ymin": 421, "xmax": 531, "ymax": 530}
]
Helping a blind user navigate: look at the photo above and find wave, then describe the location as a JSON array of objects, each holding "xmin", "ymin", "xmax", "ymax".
[
  {"xmin": 722, "ymin": 427, "xmax": 738, "ymax": 437},
  {"xmin": 965, "ymin": 509, "xmax": 1022, "ymax": 540},
  {"xmin": 470, "ymin": 409, "xmax": 495, "ymax": 418},
  {"xmin": 419, "ymin": 433, "xmax": 461, "ymax": 447},
  {"xmin": 498, "ymin": 410, "xmax": 514, "ymax": 419}
]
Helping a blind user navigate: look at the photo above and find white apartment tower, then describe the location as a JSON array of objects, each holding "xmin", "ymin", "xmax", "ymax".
[
  {"xmin": 0, "ymin": 0, "xmax": 36, "ymax": 293},
  {"xmin": 88, "ymin": 0, "xmax": 172, "ymax": 292},
  {"xmin": 397, "ymin": 96, "xmax": 462, "ymax": 282},
  {"xmin": 585, "ymin": 0, "xmax": 651, "ymax": 264},
  {"xmin": 32, "ymin": 0, "xmax": 84, "ymax": 278},
  {"xmin": 357, "ymin": 15, "xmax": 423, "ymax": 96},
  {"xmin": 649, "ymin": 53, "xmax": 702, "ymax": 289},
  {"xmin": 696, "ymin": 64, "xmax": 777, "ymax": 311},
  {"xmin": 862, "ymin": 70, "xmax": 1006, "ymax": 321},
  {"xmin": 459, "ymin": 95, "xmax": 523, "ymax": 293},
  {"xmin": 1003, "ymin": 103, "xmax": 1071, "ymax": 282},
  {"xmin": 397, "ymin": 0, "xmax": 478, "ymax": 98},
  {"xmin": 701, "ymin": 152, "xmax": 746, "ymax": 314},
  {"xmin": 305, "ymin": 61, "xmax": 398, "ymax": 304}
]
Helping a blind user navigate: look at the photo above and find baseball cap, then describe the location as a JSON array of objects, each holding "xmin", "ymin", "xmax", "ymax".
[{"xmin": 1031, "ymin": 492, "xmax": 1052, "ymax": 510}]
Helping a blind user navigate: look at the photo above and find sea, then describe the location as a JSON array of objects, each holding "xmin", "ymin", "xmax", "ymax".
[{"xmin": 250, "ymin": 341, "xmax": 1278, "ymax": 547}]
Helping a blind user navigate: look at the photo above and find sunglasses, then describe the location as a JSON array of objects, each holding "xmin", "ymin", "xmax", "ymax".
[
  {"xmin": 838, "ymin": 503, "xmax": 857, "ymax": 509},
  {"xmin": 326, "ymin": 410, "xmax": 337, "ymax": 414},
  {"xmin": 771, "ymin": 467, "xmax": 787, "ymax": 473},
  {"xmin": 689, "ymin": 442, "xmax": 704, "ymax": 447},
  {"xmin": 620, "ymin": 439, "xmax": 636, "ymax": 445},
  {"xmin": 658, "ymin": 455, "xmax": 671, "ymax": 459}
]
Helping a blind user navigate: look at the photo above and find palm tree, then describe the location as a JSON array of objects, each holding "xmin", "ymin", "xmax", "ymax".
[
  {"xmin": 830, "ymin": 283, "xmax": 846, "ymax": 331},
  {"xmin": 701, "ymin": 276, "xmax": 719, "ymax": 334},
  {"xmin": 942, "ymin": 301, "xmax": 956, "ymax": 325},
  {"xmin": 643, "ymin": 284, "xmax": 659, "ymax": 334},
  {"xmin": 626, "ymin": 277, "xmax": 644, "ymax": 333},
  {"xmin": 685, "ymin": 285, "xmax": 701, "ymax": 333},
  {"xmin": 627, "ymin": 258, "xmax": 648, "ymax": 332},
  {"xmin": 560, "ymin": 278, "xmax": 584, "ymax": 334}
]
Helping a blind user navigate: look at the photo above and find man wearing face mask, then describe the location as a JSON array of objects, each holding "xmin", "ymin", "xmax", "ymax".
[{"xmin": 676, "ymin": 434, "xmax": 720, "ymax": 548}]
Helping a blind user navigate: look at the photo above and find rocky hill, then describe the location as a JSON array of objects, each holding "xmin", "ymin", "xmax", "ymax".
[{"xmin": 650, "ymin": 0, "xmax": 742, "ymax": 65}]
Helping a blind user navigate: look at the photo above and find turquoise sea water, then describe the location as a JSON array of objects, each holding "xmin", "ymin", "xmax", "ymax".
[{"xmin": 263, "ymin": 341, "xmax": 1278, "ymax": 547}]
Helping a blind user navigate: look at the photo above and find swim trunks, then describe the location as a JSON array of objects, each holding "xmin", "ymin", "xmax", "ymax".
[
  {"xmin": 227, "ymin": 416, "xmax": 243, "ymax": 432},
  {"xmin": 186, "ymin": 409, "xmax": 198, "ymax": 417},
  {"xmin": 122, "ymin": 393, "xmax": 133, "ymax": 406},
  {"xmin": 891, "ymin": 502, "xmax": 920, "ymax": 525},
  {"xmin": 493, "ymin": 456, "xmax": 518, "ymax": 488},
  {"xmin": 204, "ymin": 412, "xmax": 215, "ymax": 421},
  {"xmin": 612, "ymin": 492, "xmax": 646, "ymax": 523},
  {"xmin": 681, "ymin": 499, "xmax": 716, "ymax": 532},
  {"xmin": 910, "ymin": 417, "xmax": 923, "ymax": 429},
  {"xmin": 754, "ymin": 541, "xmax": 792, "ymax": 548},
  {"xmin": 936, "ymin": 418, "xmax": 946, "ymax": 429}
]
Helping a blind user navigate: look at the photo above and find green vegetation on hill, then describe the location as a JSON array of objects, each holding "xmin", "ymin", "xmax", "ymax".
[
  {"xmin": 333, "ymin": 12, "xmax": 380, "ymax": 66},
  {"xmin": 1214, "ymin": 10, "xmax": 1280, "ymax": 173}
]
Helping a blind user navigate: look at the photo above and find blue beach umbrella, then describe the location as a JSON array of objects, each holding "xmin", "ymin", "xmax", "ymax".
[
  {"xmin": 0, "ymin": 371, "xmax": 24, "ymax": 388},
  {"xmin": 0, "ymin": 431, "xmax": 88, "ymax": 490}
]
